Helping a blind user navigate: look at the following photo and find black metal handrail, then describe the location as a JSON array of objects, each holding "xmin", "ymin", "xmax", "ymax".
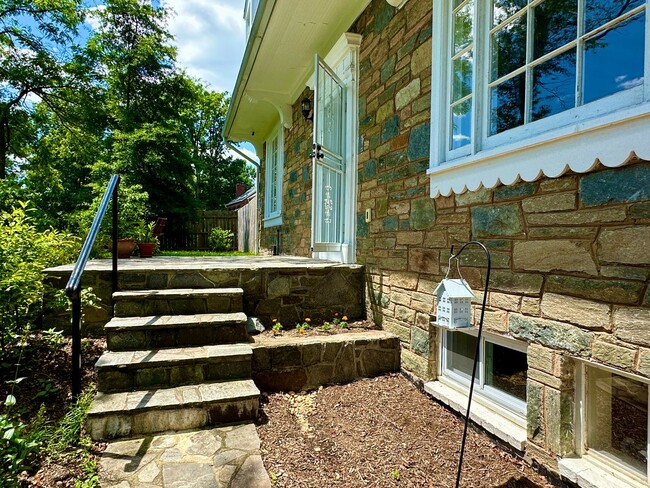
[{"xmin": 65, "ymin": 174, "xmax": 120, "ymax": 397}]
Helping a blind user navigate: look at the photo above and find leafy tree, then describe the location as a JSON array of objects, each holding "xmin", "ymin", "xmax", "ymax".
[
  {"xmin": 184, "ymin": 85, "xmax": 255, "ymax": 209},
  {"xmin": 0, "ymin": 0, "xmax": 86, "ymax": 178}
]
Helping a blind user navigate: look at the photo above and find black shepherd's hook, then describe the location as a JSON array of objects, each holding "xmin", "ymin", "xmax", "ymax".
[{"xmin": 450, "ymin": 241, "xmax": 491, "ymax": 488}]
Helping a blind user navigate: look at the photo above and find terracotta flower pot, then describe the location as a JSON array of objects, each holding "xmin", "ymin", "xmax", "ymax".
[
  {"xmin": 112, "ymin": 238, "xmax": 137, "ymax": 259},
  {"xmin": 138, "ymin": 242, "xmax": 156, "ymax": 258}
]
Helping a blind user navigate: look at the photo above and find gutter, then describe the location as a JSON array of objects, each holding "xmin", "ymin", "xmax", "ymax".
[
  {"xmin": 225, "ymin": 139, "xmax": 259, "ymax": 169},
  {"xmin": 223, "ymin": 0, "xmax": 277, "ymax": 142}
]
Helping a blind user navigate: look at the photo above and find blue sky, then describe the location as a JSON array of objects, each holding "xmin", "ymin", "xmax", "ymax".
[{"xmin": 160, "ymin": 0, "xmax": 258, "ymax": 161}]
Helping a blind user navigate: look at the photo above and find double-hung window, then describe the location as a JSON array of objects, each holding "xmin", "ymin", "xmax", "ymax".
[
  {"xmin": 573, "ymin": 363, "xmax": 650, "ymax": 486},
  {"xmin": 430, "ymin": 0, "xmax": 650, "ymax": 196},
  {"xmin": 264, "ymin": 126, "xmax": 283, "ymax": 227},
  {"xmin": 441, "ymin": 329, "xmax": 528, "ymax": 418}
]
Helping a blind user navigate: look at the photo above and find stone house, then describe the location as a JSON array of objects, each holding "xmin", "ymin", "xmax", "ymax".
[{"xmin": 223, "ymin": 0, "xmax": 650, "ymax": 486}]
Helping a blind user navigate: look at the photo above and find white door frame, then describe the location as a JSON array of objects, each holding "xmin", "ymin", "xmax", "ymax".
[{"xmin": 310, "ymin": 33, "xmax": 361, "ymax": 264}]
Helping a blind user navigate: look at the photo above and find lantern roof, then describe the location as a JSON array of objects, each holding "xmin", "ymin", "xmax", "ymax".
[{"xmin": 434, "ymin": 279, "xmax": 475, "ymax": 298}]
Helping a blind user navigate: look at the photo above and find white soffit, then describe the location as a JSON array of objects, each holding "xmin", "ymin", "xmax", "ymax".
[{"xmin": 228, "ymin": 0, "xmax": 371, "ymax": 148}]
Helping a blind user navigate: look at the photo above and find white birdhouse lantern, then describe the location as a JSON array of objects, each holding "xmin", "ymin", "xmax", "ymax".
[{"xmin": 434, "ymin": 279, "xmax": 474, "ymax": 328}]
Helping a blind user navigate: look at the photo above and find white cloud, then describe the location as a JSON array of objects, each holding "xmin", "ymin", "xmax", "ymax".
[
  {"xmin": 162, "ymin": 0, "xmax": 246, "ymax": 94},
  {"xmin": 616, "ymin": 75, "xmax": 643, "ymax": 90},
  {"xmin": 227, "ymin": 142, "xmax": 259, "ymax": 163}
]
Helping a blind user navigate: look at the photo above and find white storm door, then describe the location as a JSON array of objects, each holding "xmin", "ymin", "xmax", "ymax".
[{"xmin": 311, "ymin": 55, "xmax": 346, "ymax": 254}]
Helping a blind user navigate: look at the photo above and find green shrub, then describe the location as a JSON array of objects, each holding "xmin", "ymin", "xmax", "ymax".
[
  {"xmin": 208, "ymin": 228, "xmax": 234, "ymax": 252},
  {"xmin": 0, "ymin": 202, "xmax": 80, "ymax": 355}
]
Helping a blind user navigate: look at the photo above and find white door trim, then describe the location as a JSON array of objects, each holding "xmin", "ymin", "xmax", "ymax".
[{"xmin": 311, "ymin": 32, "xmax": 361, "ymax": 264}]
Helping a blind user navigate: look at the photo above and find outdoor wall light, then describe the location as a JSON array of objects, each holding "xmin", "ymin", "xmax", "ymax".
[{"xmin": 301, "ymin": 98, "xmax": 313, "ymax": 121}]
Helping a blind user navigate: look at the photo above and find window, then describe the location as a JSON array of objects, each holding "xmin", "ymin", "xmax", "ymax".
[
  {"xmin": 264, "ymin": 126, "xmax": 283, "ymax": 227},
  {"xmin": 429, "ymin": 0, "xmax": 650, "ymax": 196},
  {"xmin": 580, "ymin": 364, "xmax": 650, "ymax": 484},
  {"xmin": 244, "ymin": 0, "xmax": 260, "ymax": 39},
  {"xmin": 441, "ymin": 330, "xmax": 527, "ymax": 416}
]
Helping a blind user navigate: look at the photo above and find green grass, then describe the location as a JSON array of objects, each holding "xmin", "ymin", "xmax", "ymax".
[{"xmin": 157, "ymin": 250, "xmax": 254, "ymax": 257}]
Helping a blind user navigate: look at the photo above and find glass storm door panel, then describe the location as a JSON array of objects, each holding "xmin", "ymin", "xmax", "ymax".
[{"xmin": 312, "ymin": 55, "xmax": 346, "ymax": 252}]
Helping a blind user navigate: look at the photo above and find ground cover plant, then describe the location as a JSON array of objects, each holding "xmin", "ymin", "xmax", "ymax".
[
  {"xmin": 0, "ymin": 202, "xmax": 104, "ymax": 486},
  {"xmin": 257, "ymin": 374, "xmax": 557, "ymax": 488}
]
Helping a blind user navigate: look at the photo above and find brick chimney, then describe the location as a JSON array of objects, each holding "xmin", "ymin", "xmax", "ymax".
[{"xmin": 235, "ymin": 182, "xmax": 246, "ymax": 197}]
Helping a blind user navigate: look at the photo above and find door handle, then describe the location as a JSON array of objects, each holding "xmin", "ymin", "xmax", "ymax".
[{"xmin": 310, "ymin": 143, "xmax": 324, "ymax": 160}]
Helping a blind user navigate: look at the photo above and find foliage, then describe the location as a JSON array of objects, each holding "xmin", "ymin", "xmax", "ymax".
[
  {"xmin": 76, "ymin": 183, "xmax": 149, "ymax": 246},
  {"xmin": 0, "ymin": 387, "xmax": 98, "ymax": 485},
  {"xmin": 0, "ymin": 406, "xmax": 47, "ymax": 484},
  {"xmin": 296, "ymin": 318, "xmax": 311, "ymax": 333},
  {"xmin": 0, "ymin": 202, "xmax": 79, "ymax": 354},
  {"xmin": 135, "ymin": 221, "xmax": 158, "ymax": 244},
  {"xmin": 321, "ymin": 322, "xmax": 332, "ymax": 332},
  {"xmin": 158, "ymin": 250, "xmax": 253, "ymax": 257},
  {"xmin": 271, "ymin": 319, "xmax": 283, "ymax": 335},
  {"xmin": 208, "ymin": 227, "xmax": 234, "ymax": 252},
  {"xmin": 0, "ymin": 0, "xmax": 87, "ymax": 178},
  {"xmin": 332, "ymin": 313, "xmax": 349, "ymax": 329}
]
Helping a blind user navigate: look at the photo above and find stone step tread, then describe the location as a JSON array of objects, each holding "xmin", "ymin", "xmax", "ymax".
[
  {"xmin": 96, "ymin": 344, "xmax": 253, "ymax": 369},
  {"xmin": 112, "ymin": 288, "xmax": 243, "ymax": 300},
  {"xmin": 105, "ymin": 312, "xmax": 247, "ymax": 331},
  {"xmin": 88, "ymin": 379, "xmax": 260, "ymax": 416}
]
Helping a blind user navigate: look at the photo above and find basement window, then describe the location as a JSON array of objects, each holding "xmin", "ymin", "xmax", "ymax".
[{"xmin": 441, "ymin": 329, "xmax": 528, "ymax": 418}]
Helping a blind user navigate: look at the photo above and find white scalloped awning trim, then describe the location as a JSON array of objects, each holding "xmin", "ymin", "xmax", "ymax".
[{"xmin": 428, "ymin": 104, "xmax": 650, "ymax": 197}]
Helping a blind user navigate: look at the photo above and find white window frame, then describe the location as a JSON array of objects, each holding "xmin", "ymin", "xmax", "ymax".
[
  {"xmin": 439, "ymin": 328, "xmax": 528, "ymax": 423},
  {"xmin": 263, "ymin": 125, "xmax": 283, "ymax": 228},
  {"xmin": 573, "ymin": 361, "xmax": 650, "ymax": 487},
  {"xmin": 429, "ymin": 0, "xmax": 650, "ymax": 197}
]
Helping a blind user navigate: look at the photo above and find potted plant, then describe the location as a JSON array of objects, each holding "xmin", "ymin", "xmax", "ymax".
[{"xmin": 136, "ymin": 221, "xmax": 158, "ymax": 258}]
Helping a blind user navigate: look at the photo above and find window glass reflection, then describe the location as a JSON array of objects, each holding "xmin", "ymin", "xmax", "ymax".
[
  {"xmin": 584, "ymin": 13, "xmax": 645, "ymax": 104},
  {"xmin": 446, "ymin": 331, "xmax": 477, "ymax": 379},
  {"xmin": 532, "ymin": 48, "xmax": 576, "ymax": 121},
  {"xmin": 493, "ymin": 0, "xmax": 527, "ymax": 27},
  {"xmin": 452, "ymin": 52, "xmax": 473, "ymax": 102},
  {"xmin": 490, "ymin": 73, "xmax": 525, "ymax": 134},
  {"xmin": 454, "ymin": 2, "xmax": 474, "ymax": 54},
  {"xmin": 451, "ymin": 99, "xmax": 472, "ymax": 150},
  {"xmin": 533, "ymin": 0, "xmax": 577, "ymax": 59},
  {"xmin": 587, "ymin": 367, "xmax": 648, "ymax": 475},
  {"xmin": 585, "ymin": 0, "xmax": 645, "ymax": 33},
  {"xmin": 491, "ymin": 13, "xmax": 527, "ymax": 81}
]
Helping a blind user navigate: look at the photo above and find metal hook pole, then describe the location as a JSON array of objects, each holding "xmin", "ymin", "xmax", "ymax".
[{"xmin": 450, "ymin": 241, "xmax": 491, "ymax": 488}]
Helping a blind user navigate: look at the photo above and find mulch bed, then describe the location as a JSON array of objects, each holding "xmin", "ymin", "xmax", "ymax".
[
  {"xmin": 258, "ymin": 319, "xmax": 380, "ymax": 340},
  {"xmin": 0, "ymin": 334, "xmax": 106, "ymax": 487},
  {"xmin": 256, "ymin": 374, "xmax": 558, "ymax": 488}
]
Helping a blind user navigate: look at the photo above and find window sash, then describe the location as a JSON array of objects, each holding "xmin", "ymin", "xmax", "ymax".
[
  {"xmin": 440, "ymin": 329, "xmax": 527, "ymax": 416},
  {"xmin": 578, "ymin": 362, "xmax": 650, "ymax": 485},
  {"xmin": 437, "ymin": 0, "xmax": 649, "ymax": 164},
  {"xmin": 264, "ymin": 128, "xmax": 283, "ymax": 222}
]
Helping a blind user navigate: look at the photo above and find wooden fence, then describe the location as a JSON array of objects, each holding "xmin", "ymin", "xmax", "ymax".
[
  {"xmin": 236, "ymin": 195, "xmax": 258, "ymax": 253},
  {"xmin": 160, "ymin": 210, "xmax": 238, "ymax": 251}
]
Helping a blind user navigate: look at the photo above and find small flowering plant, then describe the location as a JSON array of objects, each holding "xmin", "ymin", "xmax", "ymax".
[
  {"xmin": 271, "ymin": 318, "xmax": 283, "ymax": 334},
  {"xmin": 296, "ymin": 317, "xmax": 312, "ymax": 334}
]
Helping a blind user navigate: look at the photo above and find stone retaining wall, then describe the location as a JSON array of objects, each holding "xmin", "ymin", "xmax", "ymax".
[
  {"xmin": 251, "ymin": 331, "xmax": 400, "ymax": 392},
  {"xmin": 44, "ymin": 262, "xmax": 365, "ymax": 336}
]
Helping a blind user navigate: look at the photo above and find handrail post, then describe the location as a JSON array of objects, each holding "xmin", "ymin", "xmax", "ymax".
[
  {"xmin": 71, "ymin": 296, "xmax": 82, "ymax": 398},
  {"xmin": 112, "ymin": 178, "xmax": 119, "ymax": 296}
]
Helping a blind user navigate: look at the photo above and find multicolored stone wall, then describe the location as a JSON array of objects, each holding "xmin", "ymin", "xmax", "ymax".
[
  {"xmin": 259, "ymin": 88, "xmax": 314, "ymax": 256},
  {"xmin": 353, "ymin": 0, "xmax": 650, "ymax": 472}
]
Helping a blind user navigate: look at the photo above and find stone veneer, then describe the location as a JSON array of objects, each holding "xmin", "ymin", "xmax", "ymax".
[
  {"xmin": 251, "ymin": 330, "xmax": 400, "ymax": 392},
  {"xmin": 259, "ymin": 87, "xmax": 314, "ymax": 255},
  {"xmin": 254, "ymin": 0, "xmax": 650, "ymax": 477},
  {"xmin": 44, "ymin": 257, "xmax": 365, "ymax": 335}
]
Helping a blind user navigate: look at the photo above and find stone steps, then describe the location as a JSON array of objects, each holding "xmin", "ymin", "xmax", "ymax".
[
  {"xmin": 96, "ymin": 344, "xmax": 253, "ymax": 392},
  {"xmin": 105, "ymin": 312, "xmax": 249, "ymax": 351},
  {"xmin": 112, "ymin": 288, "xmax": 243, "ymax": 317},
  {"xmin": 87, "ymin": 379, "xmax": 260, "ymax": 440}
]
